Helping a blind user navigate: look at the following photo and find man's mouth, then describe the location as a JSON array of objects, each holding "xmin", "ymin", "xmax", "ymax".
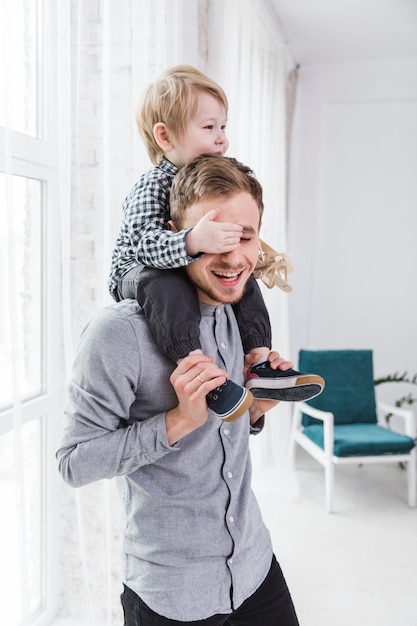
[{"xmin": 212, "ymin": 269, "xmax": 245, "ymax": 285}]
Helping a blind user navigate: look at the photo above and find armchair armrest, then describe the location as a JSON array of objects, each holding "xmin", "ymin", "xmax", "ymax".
[
  {"xmin": 296, "ymin": 402, "xmax": 334, "ymax": 456},
  {"xmin": 297, "ymin": 401, "xmax": 334, "ymax": 423},
  {"xmin": 377, "ymin": 401, "xmax": 417, "ymax": 439}
]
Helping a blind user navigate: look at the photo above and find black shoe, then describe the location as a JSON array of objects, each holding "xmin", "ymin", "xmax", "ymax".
[
  {"xmin": 246, "ymin": 362, "xmax": 325, "ymax": 402},
  {"xmin": 207, "ymin": 379, "xmax": 254, "ymax": 421}
]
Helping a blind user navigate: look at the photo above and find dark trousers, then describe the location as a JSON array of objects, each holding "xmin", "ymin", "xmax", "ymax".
[
  {"xmin": 120, "ymin": 555, "xmax": 299, "ymax": 626},
  {"xmin": 116, "ymin": 265, "xmax": 272, "ymax": 363}
]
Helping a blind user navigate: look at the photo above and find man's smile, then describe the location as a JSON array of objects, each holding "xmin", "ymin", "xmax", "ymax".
[{"xmin": 211, "ymin": 268, "xmax": 247, "ymax": 285}]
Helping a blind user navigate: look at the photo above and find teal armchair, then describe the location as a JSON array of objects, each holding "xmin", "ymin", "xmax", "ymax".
[{"xmin": 290, "ymin": 349, "xmax": 416, "ymax": 512}]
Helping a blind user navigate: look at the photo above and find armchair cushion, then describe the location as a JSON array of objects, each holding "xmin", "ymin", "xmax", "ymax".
[
  {"xmin": 303, "ymin": 423, "xmax": 416, "ymax": 457},
  {"xmin": 299, "ymin": 349, "xmax": 377, "ymax": 427}
]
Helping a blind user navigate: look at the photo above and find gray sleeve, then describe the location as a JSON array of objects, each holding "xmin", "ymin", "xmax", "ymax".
[{"xmin": 56, "ymin": 308, "xmax": 178, "ymax": 487}]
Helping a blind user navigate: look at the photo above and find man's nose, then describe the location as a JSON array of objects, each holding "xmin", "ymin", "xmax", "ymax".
[{"xmin": 220, "ymin": 247, "xmax": 241, "ymax": 263}]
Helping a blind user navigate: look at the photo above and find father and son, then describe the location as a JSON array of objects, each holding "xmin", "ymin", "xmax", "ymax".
[{"xmin": 57, "ymin": 66, "xmax": 324, "ymax": 625}]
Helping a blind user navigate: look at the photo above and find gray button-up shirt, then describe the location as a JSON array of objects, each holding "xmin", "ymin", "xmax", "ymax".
[{"xmin": 57, "ymin": 300, "xmax": 273, "ymax": 621}]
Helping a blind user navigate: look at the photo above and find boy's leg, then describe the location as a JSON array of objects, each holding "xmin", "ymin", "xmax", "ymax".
[
  {"xmin": 234, "ymin": 276, "xmax": 325, "ymax": 402},
  {"xmin": 119, "ymin": 265, "xmax": 201, "ymax": 363},
  {"xmin": 232, "ymin": 275, "xmax": 272, "ymax": 353}
]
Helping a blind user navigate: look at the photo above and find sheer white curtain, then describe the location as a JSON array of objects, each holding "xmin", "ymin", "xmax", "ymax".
[
  {"xmin": 204, "ymin": 0, "xmax": 298, "ymax": 495},
  {"xmin": 55, "ymin": 1, "xmax": 297, "ymax": 623}
]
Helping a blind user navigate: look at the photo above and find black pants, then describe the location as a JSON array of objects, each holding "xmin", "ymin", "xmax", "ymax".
[
  {"xmin": 120, "ymin": 555, "xmax": 299, "ymax": 626},
  {"xmin": 116, "ymin": 265, "xmax": 272, "ymax": 363}
]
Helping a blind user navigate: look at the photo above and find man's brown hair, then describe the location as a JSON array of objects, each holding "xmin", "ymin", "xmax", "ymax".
[{"xmin": 170, "ymin": 154, "xmax": 264, "ymax": 228}]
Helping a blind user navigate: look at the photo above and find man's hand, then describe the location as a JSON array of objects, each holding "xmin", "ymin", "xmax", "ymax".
[
  {"xmin": 244, "ymin": 351, "xmax": 294, "ymax": 425},
  {"xmin": 185, "ymin": 208, "xmax": 243, "ymax": 257},
  {"xmin": 165, "ymin": 354, "xmax": 228, "ymax": 445}
]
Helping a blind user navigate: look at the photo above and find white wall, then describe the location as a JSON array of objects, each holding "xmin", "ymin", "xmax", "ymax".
[{"xmin": 287, "ymin": 57, "xmax": 417, "ymax": 395}]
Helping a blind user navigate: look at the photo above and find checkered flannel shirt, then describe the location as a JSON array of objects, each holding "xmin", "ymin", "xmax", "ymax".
[{"xmin": 108, "ymin": 158, "xmax": 197, "ymax": 298}]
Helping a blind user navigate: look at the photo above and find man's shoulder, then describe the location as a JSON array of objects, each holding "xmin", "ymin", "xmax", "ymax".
[
  {"xmin": 98, "ymin": 298, "xmax": 142, "ymax": 318},
  {"xmin": 81, "ymin": 300, "xmax": 147, "ymax": 344}
]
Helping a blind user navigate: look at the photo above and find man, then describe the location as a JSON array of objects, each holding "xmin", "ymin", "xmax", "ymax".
[{"xmin": 57, "ymin": 154, "xmax": 300, "ymax": 625}]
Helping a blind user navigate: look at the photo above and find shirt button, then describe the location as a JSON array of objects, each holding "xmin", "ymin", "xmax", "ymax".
[
  {"xmin": 229, "ymin": 516, "xmax": 234, "ymax": 523},
  {"xmin": 227, "ymin": 471, "xmax": 233, "ymax": 479},
  {"xmin": 220, "ymin": 342, "xmax": 226, "ymax": 349},
  {"xmin": 223, "ymin": 428, "xmax": 230, "ymax": 435},
  {"xmin": 228, "ymin": 558, "xmax": 233, "ymax": 565}
]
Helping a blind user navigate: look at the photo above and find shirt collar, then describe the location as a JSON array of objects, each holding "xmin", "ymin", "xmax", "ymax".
[
  {"xmin": 160, "ymin": 157, "xmax": 179, "ymax": 176},
  {"xmin": 199, "ymin": 302, "xmax": 225, "ymax": 317}
]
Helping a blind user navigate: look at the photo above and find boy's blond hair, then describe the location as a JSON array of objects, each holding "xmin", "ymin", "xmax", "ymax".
[{"xmin": 137, "ymin": 65, "xmax": 228, "ymax": 165}]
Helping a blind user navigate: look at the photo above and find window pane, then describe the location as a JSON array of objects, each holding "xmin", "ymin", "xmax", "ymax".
[
  {"xmin": 0, "ymin": 0, "xmax": 41, "ymax": 137},
  {"xmin": 0, "ymin": 418, "xmax": 43, "ymax": 623},
  {"xmin": 0, "ymin": 174, "xmax": 44, "ymax": 409}
]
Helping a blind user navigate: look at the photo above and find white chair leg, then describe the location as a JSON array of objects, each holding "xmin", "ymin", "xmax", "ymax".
[
  {"xmin": 407, "ymin": 449, "xmax": 416, "ymax": 507},
  {"xmin": 325, "ymin": 461, "xmax": 335, "ymax": 513}
]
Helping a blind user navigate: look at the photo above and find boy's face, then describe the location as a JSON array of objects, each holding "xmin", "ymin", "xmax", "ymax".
[
  {"xmin": 183, "ymin": 191, "xmax": 260, "ymax": 306},
  {"xmin": 168, "ymin": 92, "xmax": 229, "ymax": 167}
]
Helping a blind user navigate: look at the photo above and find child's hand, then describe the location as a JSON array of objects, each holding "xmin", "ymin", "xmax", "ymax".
[{"xmin": 186, "ymin": 208, "xmax": 243, "ymax": 256}]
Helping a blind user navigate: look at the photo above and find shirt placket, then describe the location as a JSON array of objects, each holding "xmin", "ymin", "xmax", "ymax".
[
  {"xmin": 214, "ymin": 305, "xmax": 239, "ymax": 573},
  {"xmin": 221, "ymin": 421, "xmax": 238, "ymax": 571}
]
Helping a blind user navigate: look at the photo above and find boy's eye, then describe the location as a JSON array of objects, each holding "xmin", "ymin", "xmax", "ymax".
[
  {"xmin": 204, "ymin": 124, "xmax": 214, "ymax": 130},
  {"xmin": 240, "ymin": 236, "xmax": 251, "ymax": 242}
]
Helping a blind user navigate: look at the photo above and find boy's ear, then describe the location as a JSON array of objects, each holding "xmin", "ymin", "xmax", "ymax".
[
  {"xmin": 153, "ymin": 122, "xmax": 174, "ymax": 152},
  {"xmin": 167, "ymin": 219, "xmax": 178, "ymax": 232}
]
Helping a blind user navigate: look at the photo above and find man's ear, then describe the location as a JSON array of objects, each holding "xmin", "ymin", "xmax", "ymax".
[
  {"xmin": 153, "ymin": 122, "xmax": 174, "ymax": 152},
  {"xmin": 167, "ymin": 219, "xmax": 178, "ymax": 232}
]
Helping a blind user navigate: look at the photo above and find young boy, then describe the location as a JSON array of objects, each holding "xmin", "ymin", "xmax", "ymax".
[{"xmin": 108, "ymin": 65, "xmax": 324, "ymax": 421}]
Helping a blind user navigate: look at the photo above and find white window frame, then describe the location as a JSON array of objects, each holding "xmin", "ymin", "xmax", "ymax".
[{"xmin": 0, "ymin": 0, "xmax": 61, "ymax": 623}]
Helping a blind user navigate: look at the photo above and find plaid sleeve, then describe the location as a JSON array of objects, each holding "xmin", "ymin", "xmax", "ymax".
[
  {"xmin": 109, "ymin": 165, "xmax": 198, "ymax": 296},
  {"xmin": 129, "ymin": 176, "xmax": 192, "ymax": 268}
]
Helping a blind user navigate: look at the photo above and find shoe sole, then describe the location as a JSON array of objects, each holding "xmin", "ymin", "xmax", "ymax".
[
  {"xmin": 246, "ymin": 374, "xmax": 325, "ymax": 402},
  {"xmin": 218, "ymin": 390, "xmax": 254, "ymax": 422}
]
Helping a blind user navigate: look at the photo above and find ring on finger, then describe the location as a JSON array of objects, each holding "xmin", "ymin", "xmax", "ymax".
[{"xmin": 197, "ymin": 373, "xmax": 204, "ymax": 384}]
